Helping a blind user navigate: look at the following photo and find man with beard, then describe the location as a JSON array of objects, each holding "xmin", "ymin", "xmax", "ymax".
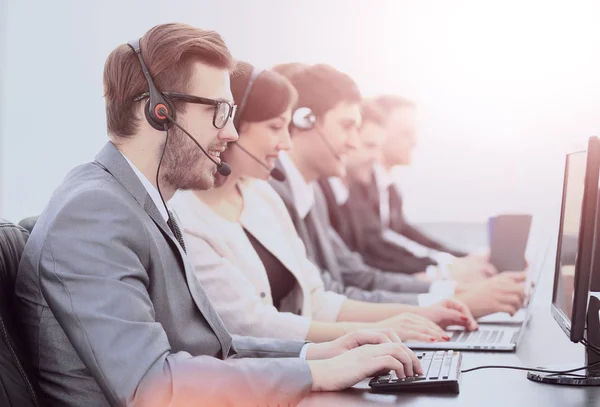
[{"xmin": 14, "ymin": 23, "xmax": 420, "ymax": 407}]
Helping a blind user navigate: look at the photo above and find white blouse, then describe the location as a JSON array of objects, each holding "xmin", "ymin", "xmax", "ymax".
[{"xmin": 170, "ymin": 178, "xmax": 346, "ymax": 340}]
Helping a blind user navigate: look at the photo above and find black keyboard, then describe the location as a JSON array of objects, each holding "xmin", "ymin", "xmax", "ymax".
[{"xmin": 369, "ymin": 350, "xmax": 462, "ymax": 394}]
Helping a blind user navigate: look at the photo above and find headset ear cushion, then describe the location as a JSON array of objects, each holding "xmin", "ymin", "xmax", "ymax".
[
  {"xmin": 292, "ymin": 107, "xmax": 316, "ymax": 130},
  {"xmin": 144, "ymin": 97, "xmax": 176, "ymax": 130}
]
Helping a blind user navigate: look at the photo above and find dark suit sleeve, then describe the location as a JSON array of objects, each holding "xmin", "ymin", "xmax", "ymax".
[
  {"xmin": 400, "ymin": 223, "xmax": 468, "ymax": 258},
  {"xmin": 38, "ymin": 189, "xmax": 311, "ymax": 407},
  {"xmin": 337, "ymin": 187, "xmax": 437, "ymax": 274},
  {"xmin": 319, "ymin": 269, "xmax": 421, "ymax": 305}
]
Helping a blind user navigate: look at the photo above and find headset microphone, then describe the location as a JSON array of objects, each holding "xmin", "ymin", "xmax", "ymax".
[
  {"xmin": 316, "ymin": 128, "xmax": 341, "ymax": 162},
  {"xmin": 127, "ymin": 38, "xmax": 233, "ymax": 180},
  {"xmin": 162, "ymin": 110, "xmax": 231, "ymax": 176},
  {"xmin": 233, "ymin": 142, "xmax": 286, "ymax": 182},
  {"xmin": 270, "ymin": 167, "xmax": 286, "ymax": 182}
]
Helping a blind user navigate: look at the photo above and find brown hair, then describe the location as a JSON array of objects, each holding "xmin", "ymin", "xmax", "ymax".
[
  {"xmin": 230, "ymin": 61, "xmax": 298, "ymax": 131},
  {"xmin": 373, "ymin": 95, "xmax": 415, "ymax": 117},
  {"xmin": 271, "ymin": 62, "xmax": 309, "ymax": 81},
  {"xmin": 360, "ymin": 98, "xmax": 386, "ymax": 126},
  {"xmin": 287, "ymin": 64, "xmax": 361, "ymax": 118},
  {"xmin": 103, "ymin": 23, "xmax": 234, "ymax": 138}
]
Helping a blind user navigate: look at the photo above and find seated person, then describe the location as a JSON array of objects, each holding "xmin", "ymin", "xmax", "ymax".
[
  {"xmin": 14, "ymin": 24, "xmax": 421, "ymax": 407},
  {"xmin": 171, "ymin": 61, "xmax": 477, "ymax": 344},
  {"xmin": 270, "ymin": 64, "xmax": 527, "ymax": 318},
  {"xmin": 343, "ymin": 95, "xmax": 494, "ymax": 282}
]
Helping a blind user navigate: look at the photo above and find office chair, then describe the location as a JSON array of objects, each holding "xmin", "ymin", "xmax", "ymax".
[
  {"xmin": 18, "ymin": 216, "xmax": 39, "ymax": 234},
  {"xmin": 0, "ymin": 219, "xmax": 45, "ymax": 406}
]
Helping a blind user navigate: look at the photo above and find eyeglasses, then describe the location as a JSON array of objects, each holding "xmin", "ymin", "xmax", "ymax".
[{"xmin": 133, "ymin": 92, "xmax": 237, "ymax": 129}]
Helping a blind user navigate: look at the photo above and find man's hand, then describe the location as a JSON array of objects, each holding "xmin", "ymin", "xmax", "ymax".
[
  {"xmin": 455, "ymin": 271, "xmax": 527, "ymax": 318},
  {"xmin": 412, "ymin": 298, "xmax": 479, "ymax": 331},
  {"xmin": 448, "ymin": 254, "xmax": 498, "ymax": 283},
  {"xmin": 308, "ymin": 342, "xmax": 422, "ymax": 391},
  {"xmin": 305, "ymin": 329, "xmax": 402, "ymax": 360},
  {"xmin": 375, "ymin": 312, "xmax": 449, "ymax": 342}
]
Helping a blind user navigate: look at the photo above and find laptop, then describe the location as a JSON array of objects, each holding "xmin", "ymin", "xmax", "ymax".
[
  {"xmin": 404, "ymin": 221, "xmax": 555, "ymax": 352},
  {"xmin": 478, "ymin": 228, "xmax": 555, "ymax": 325}
]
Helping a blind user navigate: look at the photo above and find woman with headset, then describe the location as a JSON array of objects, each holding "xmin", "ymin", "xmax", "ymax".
[{"xmin": 170, "ymin": 61, "xmax": 477, "ymax": 343}]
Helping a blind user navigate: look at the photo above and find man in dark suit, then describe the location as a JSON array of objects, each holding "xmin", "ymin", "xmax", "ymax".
[
  {"xmin": 319, "ymin": 99, "xmax": 445, "ymax": 275},
  {"xmin": 270, "ymin": 64, "xmax": 446, "ymax": 306},
  {"xmin": 318, "ymin": 96, "xmax": 528, "ymax": 318},
  {"xmin": 269, "ymin": 64, "xmax": 514, "ymax": 324},
  {"xmin": 330, "ymin": 96, "xmax": 498, "ymax": 280},
  {"xmin": 14, "ymin": 24, "xmax": 420, "ymax": 407}
]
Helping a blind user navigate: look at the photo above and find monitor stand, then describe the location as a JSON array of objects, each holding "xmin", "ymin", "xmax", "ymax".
[{"xmin": 527, "ymin": 296, "xmax": 600, "ymax": 386}]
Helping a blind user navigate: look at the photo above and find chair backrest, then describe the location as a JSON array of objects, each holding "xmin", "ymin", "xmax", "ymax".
[
  {"xmin": 0, "ymin": 219, "xmax": 44, "ymax": 406},
  {"xmin": 18, "ymin": 216, "xmax": 39, "ymax": 234}
]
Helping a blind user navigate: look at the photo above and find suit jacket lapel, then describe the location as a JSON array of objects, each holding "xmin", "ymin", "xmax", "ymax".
[
  {"xmin": 95, "ymin": 142, "xmax": 177, "ymax": 244},
  {"xmin": 94, "ymin": 142, "xmax": 233, "ymax": 357},
  {"xmin": 310, "ymin": 184, "xmax": 343, "ymax": 280},
  {"xmin": 388, "ymin": 183, "xmax": 405, "ymax": 232},
  {"xmin": 240, "ymin": 180, "xmax": 305, "ymax": 292},
  {"xmin": 270, "ymin": 160, "xmax": 318, "ymax": 262}
]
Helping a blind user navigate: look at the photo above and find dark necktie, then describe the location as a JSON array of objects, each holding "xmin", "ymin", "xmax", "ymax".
[{"xmin": 167, "ymin": 211, "xmax": 187, "ymax": 253}]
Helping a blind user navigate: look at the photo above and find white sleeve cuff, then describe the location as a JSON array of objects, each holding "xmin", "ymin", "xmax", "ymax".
[
  {"xmin": 430, "ymin": 252, "xmax": 456, "ymax": 280},
  {"xmin": 418, "ymin": 281, "xmax": 457, "ymax": 306},
  {"xmin": 312, "ymin": 292, "xmax": 347, "ymax": 323},
  {"xmin": 425, "ymin": 265, "xmax": 439, "ymax": 281},
  {"xmin": 299, "ymin": 343, "xmax": 312, "ymax": 359}
]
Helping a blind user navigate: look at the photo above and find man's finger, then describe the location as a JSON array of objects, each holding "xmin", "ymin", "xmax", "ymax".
[
  {"xmin": 501, "ymin": 271, "xmax": 528, "ymax": 282},
  {"xmin": 383, "ymin": 328, "xmax": 403, "ymax": 344},
  {"xmin": 402, "ymin": 344, "xmax": 423, "ymax": 375},
  {"xmin": 370, "ymin": 355, "xmax": 405, "ymax": 379},
  {"xmin": 390, "ymin": 348, "xmax": 415, "ymax": 378},
  {"xmin": 483, "ymin": 263, "xmax": 498, "ymax": 276}
]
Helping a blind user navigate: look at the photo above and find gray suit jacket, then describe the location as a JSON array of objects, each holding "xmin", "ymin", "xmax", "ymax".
[
  {"xmin": 15, "ymin": 142, "xmax": 311, "ymax": 407},
  {"xmin": 269, "ymin": 160, "xmax": 431, "ymax": 306}
]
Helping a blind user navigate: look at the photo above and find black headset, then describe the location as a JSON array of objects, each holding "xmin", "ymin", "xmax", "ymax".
[
  {"xmin": 233, "ymin": 66, "xmax": 264, "ymax": 129},
  {"xmin": 231, "ymin": 65, "xmax": 286, "ymax": 182},
  {"xmin": 127, "ymin": 38, "xmax": 175, "ymax": 131}
]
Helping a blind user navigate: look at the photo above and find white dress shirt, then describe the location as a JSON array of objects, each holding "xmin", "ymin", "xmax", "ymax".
[
  {"xmin": 373, "ymin": 165, "xmax": 457, "ymax": 301},
  {"xmin": 373, "ymin": 164, "xmax": 393, "ymax": 229},
  {"xmin": 121, "ymin": 153, "xmax": 169, "ymax": 222},
  {"xmin": 328, "ymin": 167, "xmax": 456, "ymax": 304},
  {"xmin": 327, "ymin": 177, "xmax": 350, "ymax": 206}
]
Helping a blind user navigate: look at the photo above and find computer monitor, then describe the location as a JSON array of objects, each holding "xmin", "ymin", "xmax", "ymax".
[{"xmin": 529, "ymin": 136, "xmax": 600, "ymax": 385}]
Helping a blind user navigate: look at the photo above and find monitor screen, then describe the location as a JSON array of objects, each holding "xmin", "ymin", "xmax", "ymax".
[
  {"xmin": 553, "ymin": 151, "xmax": 586, "ymax": 326},
  {"xmin": 552, "ymin": 137, "xmax": 600, "ymax": 342}
]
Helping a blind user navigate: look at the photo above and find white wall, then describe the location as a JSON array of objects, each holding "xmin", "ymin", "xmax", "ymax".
[
  {"xmin": 0, "ymin": 0, "xmax": 6, "ymax": 216},
  {"xmin": 2, "ymin": 0, "xmax": 600, "ymax": 224}
]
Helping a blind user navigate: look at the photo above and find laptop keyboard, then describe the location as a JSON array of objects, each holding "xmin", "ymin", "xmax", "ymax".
[
  {"xmin": 449, "ymin": 329, "xmax": 505, "ymax": 344},
  {"xmin": 369, "ymin": 350, "xmax": 462, "ymax": 394}
]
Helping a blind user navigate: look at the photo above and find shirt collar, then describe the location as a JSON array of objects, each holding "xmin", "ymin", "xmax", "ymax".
[
  {"xmin": 327, "ymin": 177, "xmax": 350, "ymax": 206},
  {"xmin": 373, "ymin": 164, "xmax": 394, "ymax": 192},
  {"xmin": 278, "ymin": 151, "xmax": 314, "ymax": 219},
  {"xmin": 120, "ymin": 152, "xmax": 169, "ymax": 222}
]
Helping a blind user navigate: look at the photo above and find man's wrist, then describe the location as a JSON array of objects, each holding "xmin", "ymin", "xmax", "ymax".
[{"xmin": 304, "ymin": 342, "xmax": 333, "ymax": 360}]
